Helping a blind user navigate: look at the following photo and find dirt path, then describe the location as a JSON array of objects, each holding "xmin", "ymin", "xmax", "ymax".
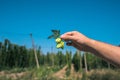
[
  {"xmin": 52, "ymin": 65, "xmax": 68, "ymax": 79},
  {"xmin": 53, "ymin": 64, "xmax": 82, "ymax": 79},
  {"xmin": 70, "ymin": 64, "xmax": 75, "ymax": 76},
  {"xmin": 0, "ymin": 71, "xmax": 28, "ymax": 79}
]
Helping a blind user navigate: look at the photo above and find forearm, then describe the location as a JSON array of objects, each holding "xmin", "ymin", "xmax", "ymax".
[
  {"xmin": 60, "ymin": 31, "xmax": 120, "ymax": 66},
  {"xmin": 85, "ymin": 39, "xmax": 120, "ymax": 67}
]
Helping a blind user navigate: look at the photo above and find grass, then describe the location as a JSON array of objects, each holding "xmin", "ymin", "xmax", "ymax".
[
  {"xmin": 0, "ymin": 66, "xmax": 61, "ymax": 80},
  {"xmin": 0, "ymin": 67, "xmax": 120, "ymax": 80},
  {"xmin": 87, "ymin": 69, "xmax": 120, "ymax": 80}
]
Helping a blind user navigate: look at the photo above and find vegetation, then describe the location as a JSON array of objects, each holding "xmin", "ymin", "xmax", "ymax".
[
  {"xmin": 0, "ymin": 39, "xmax": 119, "ymax": 80},
  {"xmin": 88, "ymin": 69, "xmax": 120, "ymax": 80}
]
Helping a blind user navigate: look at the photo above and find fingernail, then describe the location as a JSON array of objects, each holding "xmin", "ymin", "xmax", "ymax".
[{"xmin": 60, "ymin": 35, "xmax": 64, "ymax": 38}]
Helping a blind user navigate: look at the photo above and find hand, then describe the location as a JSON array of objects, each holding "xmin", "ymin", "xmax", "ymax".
[
  {"xmin": 60, "ymin": 31, "xmax": 91, "ymax": 51},
  {"xmin": 61, "ymin": 31, "xmax": 120, "ymax": 67}
]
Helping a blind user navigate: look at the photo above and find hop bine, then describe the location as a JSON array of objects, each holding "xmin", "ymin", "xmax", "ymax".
[
  {"xmin": 48, "ymin": 30, "xmax": 64, "ymax": 49},
  {"xmin": 56, "ymin": 38, "xmax": 64, "ymax": 49}
]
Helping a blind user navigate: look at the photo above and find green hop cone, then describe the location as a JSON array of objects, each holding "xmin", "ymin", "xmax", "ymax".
[
  {"xmin": 56, "ymin": 43, "xmax": 62, "ymax": 48},
  {"xmin": 61, "ymin": 41, "xmax": 64, "ymax": 46},
  {"xmin": 55, "ymin": 38, "xmax": 61, "ymax": 43},
  {"xmin": 56, "ymin": 41, "xmax": 64, "ymax": 49},
  {"xmin": 61, "ymin": 41, "xmax": 64, "ymax": 49}
]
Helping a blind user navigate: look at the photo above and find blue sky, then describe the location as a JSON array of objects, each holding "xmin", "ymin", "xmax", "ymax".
[{"xmin": 0, "ymin": 0, "xmax": 120, "ymax": 53}]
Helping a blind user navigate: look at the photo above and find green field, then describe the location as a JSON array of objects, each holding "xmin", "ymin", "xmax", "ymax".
[
  {"xmin": 0, "ymin": 67, "xmax": 120, "ymax": 80},
  {"xmin": 0, "ymin": 39, "xmax": 120, "ymax": 80}
]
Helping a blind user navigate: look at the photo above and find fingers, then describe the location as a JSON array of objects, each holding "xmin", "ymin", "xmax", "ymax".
[
  {"xmin": 62, "ymin": 32, "xmax": 73, "ymax": 36},
  {"xmin": 60, "ymin": 31, "xmax": 90, "ymax": 52},
  {"xmin": 60, "ymin": 32, "xmax": 74, "ymax": 41},
  {"xmin": 66, "ymin": 41, "xmax": 83, "ymax": 51},
  {"xmin": 66, "ymin": 41, "xmax": 89, "ymax": 52}
]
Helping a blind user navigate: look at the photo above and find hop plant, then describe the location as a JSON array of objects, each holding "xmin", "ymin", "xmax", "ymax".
[
  {"xmin": 55, "ymin": 38, "xmax": 61, "ymax": 43},
  {"xmin": 48, "ymin": 30, "xmax": 64, "ymax": 49},
  {"xmin": 56, "ymin": 38, "xmax": 64, "ymax": 49}
]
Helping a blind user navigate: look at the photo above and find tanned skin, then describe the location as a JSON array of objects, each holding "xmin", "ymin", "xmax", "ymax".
[{"xmin": 60, "ymin": 31, "xmax": 120, "ymax": 67}]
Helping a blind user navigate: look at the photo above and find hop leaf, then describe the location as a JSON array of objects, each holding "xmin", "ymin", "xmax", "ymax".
[
  {"xmin": 48, "ymin": 30, "xmax": 60, "ymax": 39},
  {"xmin": 48, "ymin": 30, "xmax": 64, "ymax": 49}
]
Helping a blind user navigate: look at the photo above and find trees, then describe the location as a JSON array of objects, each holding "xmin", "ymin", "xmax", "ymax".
[
  {"xmin": 0, "ymin": 39, "xmax": 117, "ymax": 70},
  {"xmin": 0, "ymin": 39, "xmax": 37, "ymax": 69},
  {"xmin": 56, "ymin": 51, "xmax": 66, "ymax": 67},
  {"xmin": 66, "ymin": 51, "xmax": 72, "ymax": 69},
  {"xmin": 72, "ymin": 51, "xmax": 81, "ymax": 72}
]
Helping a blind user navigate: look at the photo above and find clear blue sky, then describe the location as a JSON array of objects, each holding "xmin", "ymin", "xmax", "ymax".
[{"xmin": 0, "ymin": 0, "xmax": 120, "ymax": 53}]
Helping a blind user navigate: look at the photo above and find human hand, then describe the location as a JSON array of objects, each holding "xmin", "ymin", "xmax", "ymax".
[{"xmin": 60, "ymin": 31, "xmax": 91, "ymax": 51}]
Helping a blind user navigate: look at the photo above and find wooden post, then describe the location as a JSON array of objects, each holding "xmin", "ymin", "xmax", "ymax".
[
  {"xmin": 84, "ymin": 52, "xmax": 88, "ymax": 73},
  {"xmin": 30, "ymin": 33, "xmax": 40, "ymax": 69},
  {"xmin": 77, "ymin": 50, "xmax": 82, "ymax": 72}
]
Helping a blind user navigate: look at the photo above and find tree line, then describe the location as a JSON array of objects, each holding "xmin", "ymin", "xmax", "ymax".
[{"xmin": 0, "ymin": 39, "xmax": 117, "ymax": 71}]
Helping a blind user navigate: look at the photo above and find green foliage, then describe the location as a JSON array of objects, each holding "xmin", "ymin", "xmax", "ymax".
[
  {"xmin": 66, "ymin": 68, "xmax": 71, "ymax": 76},
  {"xmin": 0, "ymin": 66, "xmax": 61, "ymax": 80},
  {"xmin": 81, "ymin": 71, "xmax": 87, "ymax": 80},
  {"xmin": 0, "ymin": 39, "xmax": 117, "ymax": 70},
  {"xmin": 56, "ymin": 51, "xmax": 66, "ymax": 67},
  {"xmin": 0, "ymin": 38, "xmax": 119, "ymax": 80},
  {"xmin": 48, "ymin": 30, "xmax": 64, "ymax": 49},
  {"xmin": 66, "ymin": 51, "xmax": 72, "ymax": 69},
  {"xmin": 72, "ymin": 51, "xmax": 81, "ymax": 72},
  {"xmin": 48, "ymin": 30, "xmax": 60, "ymax": 39},
  {"xmin": 88, "ymin": 69, "xmax": 120, "ymax": 80},
  {"xmin": 0, "ymin": 39, "xmax": 38, "ymax": 69},
  {"xmin": 0, "ymin": 38, "xmax": 68, "ymax": 69}
]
